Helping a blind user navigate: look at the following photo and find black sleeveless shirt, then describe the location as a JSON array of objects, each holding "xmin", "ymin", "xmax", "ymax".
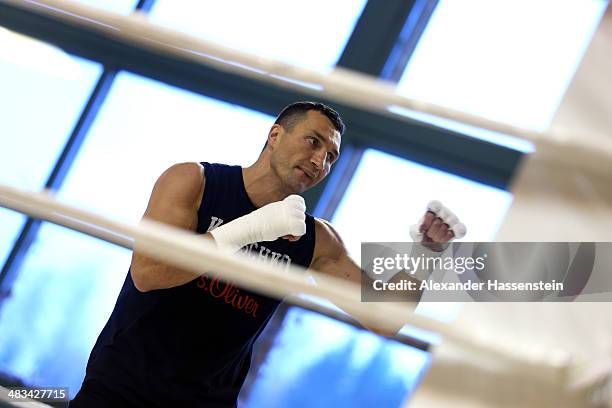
[{"xmin": 77, "ymin": 163, "xmax": 316, "ymax": 407}]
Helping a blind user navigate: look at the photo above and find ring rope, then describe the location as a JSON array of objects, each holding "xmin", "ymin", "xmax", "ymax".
[
  {"xmin": 0, "ymin": 183, "xmax": 572, "ymax": 379},
  {"xmin": 4, "ymin": 0, "xmax": 612, "ymax": 178}
]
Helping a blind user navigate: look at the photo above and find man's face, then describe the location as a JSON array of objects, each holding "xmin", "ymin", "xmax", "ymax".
[{"xmin": 269, "ymin": 110, "xmax": 341, "ymax": 194}]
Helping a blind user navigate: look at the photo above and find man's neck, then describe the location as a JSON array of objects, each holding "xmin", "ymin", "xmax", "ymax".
[{"xmin": 242, "ymin": 162, "xmax": 290, "ymax": 208}]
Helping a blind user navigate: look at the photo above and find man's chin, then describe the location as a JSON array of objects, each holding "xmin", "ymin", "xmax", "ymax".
[
  {"xmin": 291, "ymin": 181, "xmax": 309, "ymax": 194},
  {"xmin": 286, "ymin": 175, "xmax": 316, "ymax": 193},
  {"xmin": 294, "ymin": 185, "xmax": 308, "ymax": 194}
]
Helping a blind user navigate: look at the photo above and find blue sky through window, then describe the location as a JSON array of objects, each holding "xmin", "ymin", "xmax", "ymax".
[
  {"xmin": 331, "ymin": 149, "xmax": 513, "ymax": 330},
  {"xmin": 74, "ymin": 0, "xmax": 137, "ymax": 14},
  {"xmin": 242, "ymin": 307, "xmax": 429, "ymax": 407},
  {"xmin": 149, "ymin": 0, "xmax": 368, "ymax": 73},
  {"xmin": 394, "ymin": 0, "xmax": 607, "ymax": 146},
  {"xmin": 0, "ymin": 29, "xmax": 101, "ymax": 267}
]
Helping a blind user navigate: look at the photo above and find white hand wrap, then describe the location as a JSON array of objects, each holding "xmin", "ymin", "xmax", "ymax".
[
  {"xmin": 210, "ymin": 194, "xmax": 306, "ymax": 252},
  {"xmin": 409, "ymin": 200, "xmax": 467, "ymax": 242}
]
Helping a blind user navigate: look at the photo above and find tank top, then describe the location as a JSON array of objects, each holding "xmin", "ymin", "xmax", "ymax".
[{"xmin": 78, "ymin": 162, "xmax": 316, "ymax": 407}]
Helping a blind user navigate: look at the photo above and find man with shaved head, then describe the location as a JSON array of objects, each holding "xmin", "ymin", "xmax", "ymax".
[{"xmin": 71, "ymin": 101, "xmax": 464, "ymax": 407}]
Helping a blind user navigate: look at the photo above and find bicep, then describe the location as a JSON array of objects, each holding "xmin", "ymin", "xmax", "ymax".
[
  {"xmin": 310, "ymin": 219, "xmax": 363, "ymax": 283},
  {"xmin": 131, "ymin": 163, "xmax": 204, "ymax": 271}
]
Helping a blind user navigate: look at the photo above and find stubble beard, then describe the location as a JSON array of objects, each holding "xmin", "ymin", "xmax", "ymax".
[{"xmin": 270, "ymin": 157, "xmax": 301, "ymax": 196}]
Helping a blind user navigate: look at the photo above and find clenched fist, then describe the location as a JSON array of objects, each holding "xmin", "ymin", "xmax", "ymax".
[{"xmin": 409, "ymin": 200, "xmax": 466, "ymax": 244}]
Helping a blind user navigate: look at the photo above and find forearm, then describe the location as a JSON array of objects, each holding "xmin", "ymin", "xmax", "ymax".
[
  {"xmin": 361, "ymin": 273, "xmax": 422, "ymax": 336},
  {"xmin": 130, "ymin": 232, "xmax": 214, "ymax": 292},
  {"xmin": 338, "ymin": 300, "xmax": 416, "ymax": 338},
  {"xmin": 311, "ymin": 270, "xmax": 422, "ymax": 337}
]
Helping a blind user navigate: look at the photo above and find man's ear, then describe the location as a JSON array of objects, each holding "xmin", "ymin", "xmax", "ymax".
[{"xmin": 267, "ymin": 124, "xmax": 283, "ymax": 149}]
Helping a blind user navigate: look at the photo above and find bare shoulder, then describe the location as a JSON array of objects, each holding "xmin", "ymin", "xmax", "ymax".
[
  {"xmin": 146, "ymin": 162, "xmax": 205, "ymax": 218},
  {"xmin": 159, "ymin": 162, "xmax": 204, "ymax": 187},
  {"xmin": 313, "ymin": 218, "xmax": 347, "ymax": 261},
  {"xmin": 154, "ymin": 162, "xmax": 204, "ymax": 200}
]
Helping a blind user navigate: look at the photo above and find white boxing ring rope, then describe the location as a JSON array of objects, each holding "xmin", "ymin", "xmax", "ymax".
[
  {"xmin": 0, "ymin": 0, "xmax": 604, "ymax": 396},
  {"xmin": 0, "ymin": 183, "xmax": 573, "ymax": 381},
  {"xmin": 5, "ymin": 0, "xmax": 612, "ymax": 180}
]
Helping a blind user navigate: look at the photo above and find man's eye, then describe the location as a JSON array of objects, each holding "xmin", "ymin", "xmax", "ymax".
[{"xmin": 307, "ymin": 137, "xmax": 317, "ymax": 145}]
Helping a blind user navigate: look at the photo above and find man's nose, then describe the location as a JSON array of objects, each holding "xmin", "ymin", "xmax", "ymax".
[{"xmin": 310, "ymin": 152, "xmax": 325, "ymax": 171}]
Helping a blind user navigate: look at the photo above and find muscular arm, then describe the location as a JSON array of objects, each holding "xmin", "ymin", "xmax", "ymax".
[
  {"xmin": 309, "ymin": 219, "xmax": 423, "ymax": 335},
  {"xmin": 130, "ymin": 162, "xmax": 212, "ymax": 292}
]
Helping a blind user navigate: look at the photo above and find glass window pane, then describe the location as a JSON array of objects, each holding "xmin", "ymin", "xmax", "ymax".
[
  {"xmin": 74, "ymin": 0, "xmax": 138, "ymax": 15},
  {"xmin": 0, "ymin": 225, "xmax": 131, "ymax": 390},
  {"xmin": 59, "ymin": 72, "xmax": 274, "ymax": 221},
  {"xmin": 0, "ymin": 72, "xmax": 276, "ymax": 395},
  {"xmin": 333, "ymin": 150, "xmax": 513, "ymax": 256},
  {"xmin": 331, "ymin": 149, "xmax": 513, "ymax": 325},
  {"xmin": 241, "ymin": 307, "xmax": 429, "ymax": 407},
  {"xmin": 397, "ymin": 0, "xmax": 606, "ymax": 132},
  {"xmin": 149, "ymin": 0, "xmax": 368, "ymax": 72},
  {"xmin": 0, "ymin": 209, "xmax": 25, "ymax": 267},
  {"xmin": 0, "ymin": 29, "xmax": 101, "ymax": 266}
]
